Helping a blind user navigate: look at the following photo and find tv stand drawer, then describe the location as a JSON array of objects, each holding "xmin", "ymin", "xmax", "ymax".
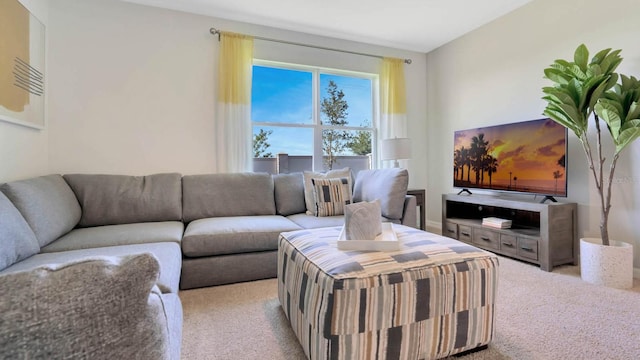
[
  {"xmin": 443, "ymin": 221, "xmax": 458, "ymax": 239},
  {"xmin": 472, "ymin": 228, "xmax": 499, "ymax": 250},
  {"xmin": 458, "ymin": 225, "xmax": 472, "ymax": 243},
  {"xmin": 499, "ymin": 234, "xmax": 518, "ymax": 257},
  {"xmin": 518, "ymin": 237, "xmax": 538, "ymax": 260}
]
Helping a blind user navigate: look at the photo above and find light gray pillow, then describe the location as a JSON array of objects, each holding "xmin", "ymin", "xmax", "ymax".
[
  {"xmin": 273, "ymin": 173, "xmax": 306, "ymax": 216},
  {"xmin": 303, "ymin": 168, "xmax": 352, "ymax": 216},
  {"xmin": 63, "ymin": 173, "xmax": 183, "ymax": 227},
  {"xmin": 0, "ymin": 175, "xmax": 81, "ymax": 247},
  {"xmin": 344, "ymin": 200, "xmax": 382, "ymax": 240},
  {"xmin": 0, "ymin": 253, "xmax": 169, "ymax": 359},
  {"xmin": 0, "ymin": 192, "xmax": 39, "ymax": 271},
  {"xmin": 353, "ymin": 168, "xmax": 408, "ymax": 220}
]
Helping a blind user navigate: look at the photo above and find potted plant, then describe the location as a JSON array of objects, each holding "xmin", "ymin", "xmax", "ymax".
[{"xmin": 542, "ymin": 44, "xmax": 640, "ymax": 289}]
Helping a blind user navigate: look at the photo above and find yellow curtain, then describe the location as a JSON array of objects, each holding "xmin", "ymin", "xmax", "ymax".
[
  {"xmin": 380, "ymin": 57, "xmax": 407, "ymax": 118},
  {"xmin": 214, "ymin": 32, "xmax": 254, "ymax": 173},
  {"xmin": 380, "ymin": 57, "xmax": 409, "ymax": 167}
]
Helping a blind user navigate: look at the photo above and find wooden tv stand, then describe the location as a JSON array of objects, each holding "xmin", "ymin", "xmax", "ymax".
[{"xmin": 442, "ymin": 193, "xmax": 578, "ymax": 271}]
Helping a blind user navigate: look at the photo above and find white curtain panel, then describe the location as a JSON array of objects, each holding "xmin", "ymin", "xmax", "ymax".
[{"xmin": 214, "ymin": 32, "xmax": 254, "ymax": 173}]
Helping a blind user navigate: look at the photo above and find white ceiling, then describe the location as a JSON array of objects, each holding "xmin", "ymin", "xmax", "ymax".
[{"xmin": 122, "ymin": 0, "xmax": 534, "ymax": 53}]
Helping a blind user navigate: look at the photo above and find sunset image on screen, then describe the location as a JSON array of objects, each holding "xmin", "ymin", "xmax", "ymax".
[{"xmin": 453, "ymin": 118, "xmax": 567, "ymax": 196}]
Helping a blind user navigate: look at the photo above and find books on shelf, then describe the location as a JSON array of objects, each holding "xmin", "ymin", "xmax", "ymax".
[{"xmin": 482, "ymin": 217, "xmax": 512, "ymax": 229}]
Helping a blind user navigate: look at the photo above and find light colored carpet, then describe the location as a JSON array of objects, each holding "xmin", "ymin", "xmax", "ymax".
[{"xmin": 179, "ymin": 256, "xmax": 640, "ymax": 359}]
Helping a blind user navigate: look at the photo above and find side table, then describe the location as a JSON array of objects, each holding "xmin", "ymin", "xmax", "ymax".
[{"xmin": 407, "ymin": 189, "xmax": 426, "ymax": 230}]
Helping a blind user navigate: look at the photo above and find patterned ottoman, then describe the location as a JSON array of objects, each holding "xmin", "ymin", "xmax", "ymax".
[{"xmin": 277, "ymin": 224, "xmax": 499, "ymax": 360}]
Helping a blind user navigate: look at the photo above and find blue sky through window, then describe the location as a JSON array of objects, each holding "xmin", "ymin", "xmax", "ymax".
[{"xmin": 252, "ymin": 65, "xmax": 373, "ymax": 157}]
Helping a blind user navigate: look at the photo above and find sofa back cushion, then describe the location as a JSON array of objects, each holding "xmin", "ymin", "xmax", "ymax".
[
  {"xmin": 0, "ymin": 192, "xmax": 40, "ymax": 271},
  {"xmin": 353, "ymin": 168, "xmax": 408, "ymax": 221},
  {"xmin": 63, "ymin": 173, "xmax": 183, "ymax": 227},
  {"xmin": 0, "ymin": 253, "xmax": 170, "ymax": 359},
  {"xmin": 273, "ymin": 173, "xmax": 306, "ymax": 216},
  {"xmin": 1, "ymin": 175, "xmax": 81, "ymax": 248},
  {"xmin": 182, "ymin": 173, "xmax": 276, "ymax": 223}
]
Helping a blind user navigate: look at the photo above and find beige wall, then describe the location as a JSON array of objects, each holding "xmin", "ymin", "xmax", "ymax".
[
  {"xmin": 43, "ymin": 0, "xmax": 427, "ymax": 191},
  {"xmin": 426, "ymin": 0, "xmax": 640, "ymax": 270},
  {"xmin": 0, "ymin": 0, "xmax": 48, "ymax": 182}
]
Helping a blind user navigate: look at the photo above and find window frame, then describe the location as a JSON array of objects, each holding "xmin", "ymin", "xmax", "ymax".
[{"xmin": 252, "ymin": 59, "xmax": 379, "ymax": 171}]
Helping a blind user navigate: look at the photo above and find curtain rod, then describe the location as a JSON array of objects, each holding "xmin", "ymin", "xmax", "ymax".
[{"xmin": 209, "ymin": 28, "xmax": 412, "ymax": 65}]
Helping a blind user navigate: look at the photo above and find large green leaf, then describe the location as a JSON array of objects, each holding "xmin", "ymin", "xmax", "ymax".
[
  {"xmin": 596, "ymin": 100, "xmax": 622, "ymax": 138},
  {"xmin": 543, "ymin": 90, "xmax": 577, "ymax": 108},
  {"xmin": 627, "ymin": 101, "xmax": 640, "ymax": 121},
  {"xmin": 544, "ymin": 68, "xmax": 571, "ymax": 85},
  {"xmin": 591, "ymin": 48, "xmax": 612, "ymax": 64},
  {"xmin": 543, "ymin": 106, "xmax": 584, "ymax": 138},
  {"xmin": 589, "ymin": 77, "xmax": 612, "ymax": 111},
  {"xmin": 551, "ymin": 59, "xmax": 571, "ymax": 71},
  {"xmin": 615, "ymin": 119, "xmax": 640, "ymax": 153},
  {"xmin": 600, "ymin": 50, "xmax": 622, "ymax": 73},
  {"xmin": 569, "ymin": 64, "xmax": 588, "ymax": 81},
  {"xmin": 567, "ymin": 79, "xmax": 585, "ymax": 109},
  {"xmin": 574, "ymin": 44, "xmax": 589, "ymax": 71}
]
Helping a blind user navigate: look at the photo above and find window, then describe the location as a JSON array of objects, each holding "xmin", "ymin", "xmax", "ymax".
[{"xmin": 251, "ymin": 61, "xmax": 377, "ymax": 174}]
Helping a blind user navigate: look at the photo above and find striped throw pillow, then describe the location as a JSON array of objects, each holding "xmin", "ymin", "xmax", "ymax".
[{"xmin": 311, "ymin": 177, "xmax": 353, "ymax": 217}]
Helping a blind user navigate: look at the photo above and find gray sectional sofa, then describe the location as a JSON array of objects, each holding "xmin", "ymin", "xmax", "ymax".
[{"xmin": 0, "ymin": 168, "xmax": 414, "ymax": 359}]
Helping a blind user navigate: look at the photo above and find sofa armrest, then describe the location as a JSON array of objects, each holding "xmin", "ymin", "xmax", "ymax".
[
  {"xmin": 401, "ymin": 195, "xmax": 417, "ymax": 228},
  {"xmin": 0, "ymin": 253, "xmax": 176, "ymax": 360}
]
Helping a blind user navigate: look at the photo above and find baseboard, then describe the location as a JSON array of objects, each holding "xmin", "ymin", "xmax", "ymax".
[{"xmin": 425, "ymin": 220, "xmax": 442, "ymax": 235}]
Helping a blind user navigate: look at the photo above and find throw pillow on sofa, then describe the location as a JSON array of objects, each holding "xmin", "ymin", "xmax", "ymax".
[
  {"xmin": 353, "ymin": 168, "xmax": 408, "ymax": 221},
  {"xmin": 303, "ymin": 168, "xmax": 352, "ymax": 216},
  {"xmin": 0, "ymin": 253, "xmax": 169, "ymax": 359},
  {"xmin": 0, "ymin": 192, "xmax": 40, "ymax": 271},
  {"xmin": 273, "ymin": 173, "xmax": 306, "ymax": 216},
  {"xmin": 311, "ymin": 177, "xmax": 352, "ymax": 217}
]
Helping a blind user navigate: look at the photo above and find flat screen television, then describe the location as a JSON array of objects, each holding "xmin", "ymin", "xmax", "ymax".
[{"xmin": 453, "ymin": 118, "xmax": 567, "ymax": 201}]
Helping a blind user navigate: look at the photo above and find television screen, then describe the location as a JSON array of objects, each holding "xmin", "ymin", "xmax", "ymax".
[{"xmin": 453, "ymin": 118, "xmax": 567, "ymax": 198}]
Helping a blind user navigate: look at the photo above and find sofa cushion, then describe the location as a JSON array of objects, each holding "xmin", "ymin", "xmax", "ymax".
[
  {"xmin": 0, "ymin": 253, "xmax": 170, "ymax": 360},
  {"xmin": 353, "ymin": 168, "xmax": 408, "ymax": 220},
  {"xmin": 303, "ymin": 168, "xmax": 352, "ymax": 216},
  {"xmin": 63, "ymin": 173, "xmax": 183, "ymax": 227},
  {"xmin": 311, "ymin": 177, "xmax": 352, "ymax": 216},
  {"xmin": 286, "ymin": 213, "xmax": 345, "ymax": 229},
  {"xmin": 273, "ymin": 173, "xmax": 306, "ymax": 216},
  {"xmin": 40, "ymin": 221, "xmax": 184, "ymax": 253},
  {"xmin": 182, "ymin": 215, "xmax": 301, "ymax": 257},
  {"xmin": 0, "ymin": 174, "xmax": 81, "ymax": 247},
  {"xmin": 1, "ymin": 242, "xmax": 182, "ymax": 294},
  {"xmin": 0, "ymin": 192, "xmax": 40, "ymax": 271},
  {"xmin": 182, "ymin": 173, "xmax": 276, "ymax": 222}
]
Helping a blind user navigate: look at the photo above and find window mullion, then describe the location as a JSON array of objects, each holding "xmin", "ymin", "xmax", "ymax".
[{"xmin": 312, "ymin": 68, "xmax": 323, "ymax": 171}]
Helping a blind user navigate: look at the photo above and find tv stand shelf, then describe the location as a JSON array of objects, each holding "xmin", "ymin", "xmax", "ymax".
[{"xmin": 442, "ymin": 194, "xmax": 577, "ymax": 271}]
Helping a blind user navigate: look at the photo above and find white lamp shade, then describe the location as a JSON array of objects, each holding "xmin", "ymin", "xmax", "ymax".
[{"xmin": 381, "ymin": 138, "xmax": 411, "ymax": 161}]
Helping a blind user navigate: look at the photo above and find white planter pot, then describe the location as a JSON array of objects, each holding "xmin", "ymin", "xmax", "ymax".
[{"xmin": 580, "ymin": 238, "xmax": 633, "ymax": 289}]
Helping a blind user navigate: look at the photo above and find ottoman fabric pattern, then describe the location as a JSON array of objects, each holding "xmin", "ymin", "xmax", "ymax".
[{"xmin": 278, "ymin": 225, "xmax": 499, "ymax": 360}]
